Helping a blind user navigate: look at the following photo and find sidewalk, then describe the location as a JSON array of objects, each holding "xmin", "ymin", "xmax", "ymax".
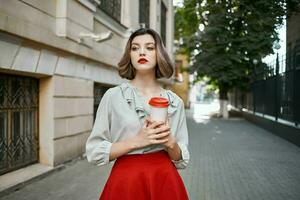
[
  {"xmin": 1, "ymin": 107, "xmax": 300, "ymax": 200},
  {"xmin": 182, "ymin": 112, "xmax": 300, "ymax": 200}
]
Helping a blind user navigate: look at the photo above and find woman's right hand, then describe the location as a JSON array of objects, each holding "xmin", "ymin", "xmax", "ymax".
[
  {"xmin": 109, "ymin": 117, "xmax": 171, "ymax": 161},
  {"xmin": 131, "ymin": 117, "xmax": 171, "ymax": 149}
]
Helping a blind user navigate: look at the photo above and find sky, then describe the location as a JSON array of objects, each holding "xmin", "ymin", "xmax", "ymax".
[
  {"xmin": 262, "ymin": 20, "xmax": 286, "ymax": 65},
  {"xmin": 173, "ymin": 0, "xmax": 183, "ymax": 7}
]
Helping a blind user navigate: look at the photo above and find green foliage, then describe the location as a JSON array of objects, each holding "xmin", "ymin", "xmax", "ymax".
[{"xmin": 175, "ymin": 0, "xmax": 290, "ymax": 99}]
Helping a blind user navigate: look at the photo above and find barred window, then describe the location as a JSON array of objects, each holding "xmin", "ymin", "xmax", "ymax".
[
  {"xmin": 139, "ymin": 0, "xmax": 150, "ymax": 28},
  {"xmin": 94, "ymin": 83, "xmax": 111, "ymax": 122},
  {"xmin": 98, "ymin": 0, "xmax": 121, "ymax": 22},
  {"xmin": 160, "ymin": 2, "xmax": 167, "ymax": 46},
  {"xmin": 0, "ymin": 74, "xmax": 39, "ymax": 175}
]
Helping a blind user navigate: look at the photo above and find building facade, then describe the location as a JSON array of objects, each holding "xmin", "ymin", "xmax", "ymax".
[{"xmin": 0, "ymin": 0, "xmax": 175, "ymax": 182}]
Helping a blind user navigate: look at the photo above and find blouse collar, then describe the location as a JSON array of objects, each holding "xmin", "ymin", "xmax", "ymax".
[{"xmin": 119, "ymin": 82, "xmax": 179, "ymax": 120}]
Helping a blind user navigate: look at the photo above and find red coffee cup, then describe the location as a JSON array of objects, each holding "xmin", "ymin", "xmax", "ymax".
[{"xmin": 148, "ymin": 97, "xmax": 169, "ymax": 122}]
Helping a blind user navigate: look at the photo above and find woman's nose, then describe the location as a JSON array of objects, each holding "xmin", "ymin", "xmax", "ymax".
[{"xmin": 139, "ymin": 47, "xmax": 146, "ymax": 56}]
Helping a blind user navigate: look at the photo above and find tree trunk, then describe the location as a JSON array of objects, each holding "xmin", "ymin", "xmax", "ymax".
[{"xmin": 219, "ymin": 84, "xmax": 229, "ymax": 119}]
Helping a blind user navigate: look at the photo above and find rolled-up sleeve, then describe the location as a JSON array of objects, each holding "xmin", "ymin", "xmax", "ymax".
[
  {"xmin": 86, "ymin": 89, "xmax": 112, "ymax": 166},
  {"xmin": 172, "ymin": 100, "xmax": 190, "ymax": 169}
]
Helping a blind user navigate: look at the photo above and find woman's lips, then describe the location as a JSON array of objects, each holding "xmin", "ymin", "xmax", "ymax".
[{"xmin": 138, "ymin": 58, "xmax": 148, "ymax": 64}]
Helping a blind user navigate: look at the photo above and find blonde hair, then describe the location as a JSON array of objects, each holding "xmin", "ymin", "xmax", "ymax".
[{"xmin": 118, "ymin": 28, "xmax": 174, "ymax": 80}]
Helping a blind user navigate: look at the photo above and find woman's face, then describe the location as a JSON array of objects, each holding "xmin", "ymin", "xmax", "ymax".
[{"xmin": 130, "ymin": 34, "xmax": 157, "ymax": 73}]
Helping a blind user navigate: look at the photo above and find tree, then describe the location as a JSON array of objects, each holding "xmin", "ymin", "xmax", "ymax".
[{"xmin": 175, "ymin": 0, "xmax": 290, "ymax": 118}]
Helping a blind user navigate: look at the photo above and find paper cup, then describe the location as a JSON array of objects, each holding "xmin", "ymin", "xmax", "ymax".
[{"xmin": 148, "ymin": 97, "xmax": 169, "ymax": 122}]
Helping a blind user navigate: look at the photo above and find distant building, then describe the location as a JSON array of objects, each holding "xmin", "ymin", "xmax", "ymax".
[
  {"xmin": 171, "ymin": 54, "xmax": 190, "ymax": 108},
  {"xmin": 0, "ymin": 0, "xmax": 175, "ymax": 181},
  {"xmin": 287, "ymin": 9, "xmax": 300, "ymax": 71},
  {"xmin": 286, "ymin": 8, "xmax": 300, "ymax": 127}
]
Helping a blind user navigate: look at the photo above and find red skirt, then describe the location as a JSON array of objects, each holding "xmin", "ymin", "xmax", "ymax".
[{"xmin": 99, "ymin": 150, "xmax": 189, "ymax": 200}]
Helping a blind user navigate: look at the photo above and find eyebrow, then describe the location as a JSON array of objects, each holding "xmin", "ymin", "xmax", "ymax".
[{"xmin": 131, "ymin": 42, "xmax": 155, "ymax": 46}]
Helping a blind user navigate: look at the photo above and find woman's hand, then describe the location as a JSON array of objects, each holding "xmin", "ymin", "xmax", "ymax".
[
  {"xmin": 160, "ymin": 120, "xmax": 177, "ymax": 149},
  {"xmin": 131, "ymin": 117, "xmax": 171, "ymax": 149},
  {"xmin": 109, "ymin": 118, "xmax": 180, "ymax": 162},
  {"xmin": 159, "ymin": 119, "xmax": 182, "ymax": 161}
]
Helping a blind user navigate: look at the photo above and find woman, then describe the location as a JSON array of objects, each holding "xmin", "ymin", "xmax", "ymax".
[{"xmin": 86, "ymin": 28, "xmax": 190, "ymax": 200}]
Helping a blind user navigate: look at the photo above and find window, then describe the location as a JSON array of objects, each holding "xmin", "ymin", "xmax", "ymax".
[
  {"xmin": 160, "ymin": 2, "xmax": 167, "ymax": 46},
  {"xmin": 98, "ymin": 0, "xmax": 121, "ymax": 23},
  {"xmin": 139, "ymin": 0, "xmax": 150, "ymax": 28},
  {"xmin": 94, "ymin": 83, "xmax": 111, "ymax": 122},
  {"xmin": 0, "ymin": 74, "xmax": 39, "ymax": 175}
]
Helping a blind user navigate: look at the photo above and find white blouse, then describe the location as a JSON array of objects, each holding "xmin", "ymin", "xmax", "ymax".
[{"xmin": 85, "ymin": 82, "xmax": 190, "ymax": 169}]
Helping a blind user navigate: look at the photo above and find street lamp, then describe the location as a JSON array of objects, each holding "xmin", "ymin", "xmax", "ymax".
[
  {"xmin": 252, "ymin": 58, "xmax": 259, "ymax": 114},
  {"xmin": 274, "ymin": 41, "xmax": 281, "ymax": 73},
  {"xmin": 273, "ymin": 41, "xmax": 281, "ymax": 121}
]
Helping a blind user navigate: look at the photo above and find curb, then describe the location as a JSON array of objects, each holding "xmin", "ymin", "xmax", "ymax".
[{"xmin": 0, "ymin": 164, "xmax": 65, "ymax": 198}]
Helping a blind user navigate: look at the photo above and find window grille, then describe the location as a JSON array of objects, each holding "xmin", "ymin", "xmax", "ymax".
[
  {"xmin": 93, "ymin": 83, "xmax": 111, "ymax": 122},
  {"xmin": 0, "ymin": 74, "xmax": 39, "ymax": 175}
]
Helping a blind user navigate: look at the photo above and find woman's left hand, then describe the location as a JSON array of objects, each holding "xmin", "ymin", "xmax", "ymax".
[
  {"xmin": 152, "ymin": 119, "xmax": 176, "ymax": 149},
  {"xmin": 150, "ymin": 119, "xmax": 182, "ymax": 161}
]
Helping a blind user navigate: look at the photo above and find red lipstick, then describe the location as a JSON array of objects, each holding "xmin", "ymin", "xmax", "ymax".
[{"xmin": 138, "ymin": 58, "xmax": 148, "ymax": 64}]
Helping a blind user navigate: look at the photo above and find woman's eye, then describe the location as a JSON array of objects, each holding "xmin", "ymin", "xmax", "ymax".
[
  {"xmin": 147, "ymin": 47, "xmax": 155, "ymax": 51},
  {"xmin": 131, "ymin": 46, "xmax": 139, "ymax": 51}
]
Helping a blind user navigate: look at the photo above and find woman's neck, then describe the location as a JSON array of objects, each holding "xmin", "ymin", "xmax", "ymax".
[
  {"xmin": 130, "ymin": 71, "xmax": 162, "ymax": 94},
  {"xmin": 131, "ymin": 73, "xmax": 159, "ymax": 88}
]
